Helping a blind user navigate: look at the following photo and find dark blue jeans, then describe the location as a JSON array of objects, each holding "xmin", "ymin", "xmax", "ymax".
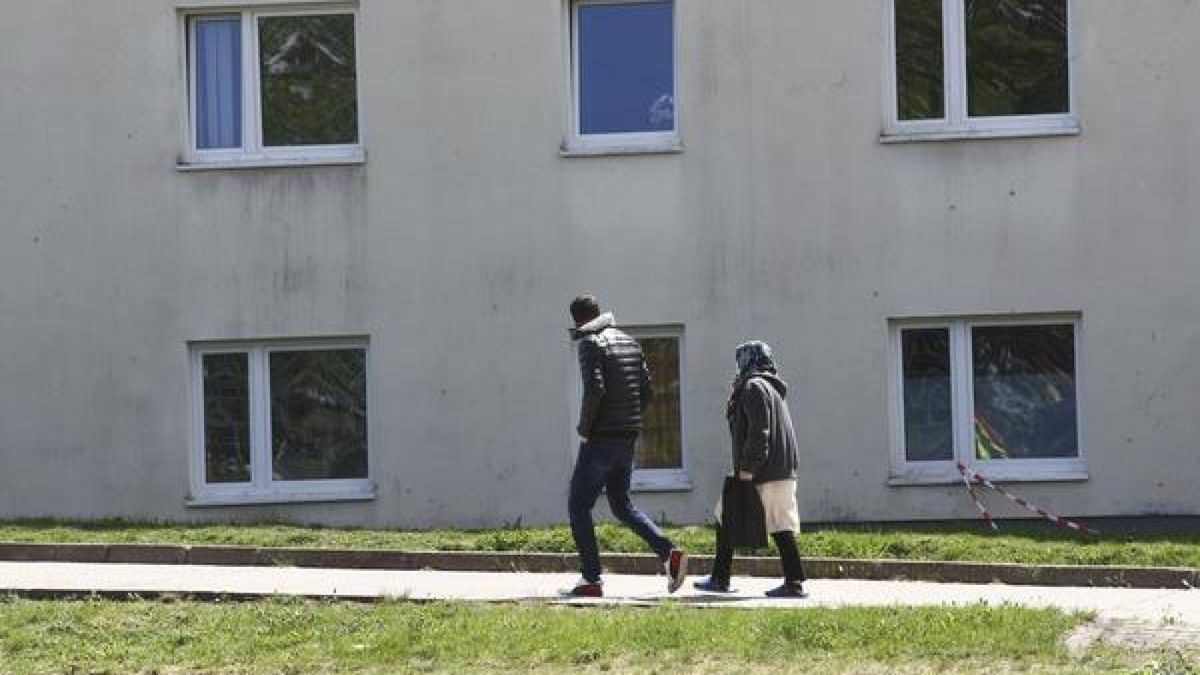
[{"xmin": 568, "ymin": 436, "xmax": 675, "ymax": 582}]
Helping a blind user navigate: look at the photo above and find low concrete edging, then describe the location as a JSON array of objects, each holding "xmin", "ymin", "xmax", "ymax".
[{"xmin": 0, "ymin": 543, "xmax": 1196, "ymax": 589}]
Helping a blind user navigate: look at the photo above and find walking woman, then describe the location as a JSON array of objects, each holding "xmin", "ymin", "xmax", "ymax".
[{"xmin": 695, "ymin": 341, "xmax": 808, "ymax": 597}]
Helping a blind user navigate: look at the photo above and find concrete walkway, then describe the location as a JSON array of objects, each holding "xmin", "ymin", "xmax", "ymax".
[{"xmin": 2, "ymin": 561, "xmax": 1199, "ymax": 649}]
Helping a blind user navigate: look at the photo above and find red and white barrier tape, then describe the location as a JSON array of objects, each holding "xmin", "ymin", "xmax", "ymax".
[
  {"xmin": 956, "ymin": 461, "xmax": 1100, "ymax": 536},
  {"xmin": 959, "ymin": 463, "xmax": 998, "ymax": 531}
]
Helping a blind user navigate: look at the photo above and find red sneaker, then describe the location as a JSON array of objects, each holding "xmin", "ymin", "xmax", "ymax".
[
  {"xmin": 665, "ymin": 549, "xmax": 688, "ymax": 593},
  {"xmin": 561, "ymin": 578, "xmax": 603, "ymax": 598}
]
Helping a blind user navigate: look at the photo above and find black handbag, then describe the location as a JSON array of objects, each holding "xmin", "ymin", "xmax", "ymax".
[{"xmin": 720, "ymin": 475, "xmax": 768, "ymax": 550}]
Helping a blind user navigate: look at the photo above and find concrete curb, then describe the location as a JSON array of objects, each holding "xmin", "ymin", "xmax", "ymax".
[{"xmin": 0, "ymin": 543, "xmax": 1196, "ymax": 589}]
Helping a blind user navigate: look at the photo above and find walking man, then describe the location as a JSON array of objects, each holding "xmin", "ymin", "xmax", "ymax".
[{"xmin": 563, "ymin": 294, "xmax": 687, "ymax": 597}]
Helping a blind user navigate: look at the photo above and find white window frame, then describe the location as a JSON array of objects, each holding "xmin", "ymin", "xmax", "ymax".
[
  {"xmin": 882, "ymin": 0, "xmax": 1079, "ymax": 142},
  {"xmin": 179, "ymin": 4, "xmax": 365, "ymax": 169},
  {"xmin": 887, "ymin": 315, "xmax": 1087, "ymax": 485},
  {"xmin": 625, "ymin": 325, "xmax": 690, "ymax": 492},
  {"xmin": 188, "ymin": 337, "xmax": 374, "ymax": 506},
  {"xmin": 561, "ymin": 0, "xmax": 682, "ymax": 156}
]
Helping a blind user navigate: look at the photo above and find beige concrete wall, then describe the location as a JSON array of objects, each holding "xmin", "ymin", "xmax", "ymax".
[{"xmin": 1, "ymin": 1, "xmax": 1198, "ymax": 526}]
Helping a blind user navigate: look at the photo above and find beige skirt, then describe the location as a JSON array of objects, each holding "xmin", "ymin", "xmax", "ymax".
[{"xmin": 713, "ymin": 478, "xmax": 800, "ymax": 534}]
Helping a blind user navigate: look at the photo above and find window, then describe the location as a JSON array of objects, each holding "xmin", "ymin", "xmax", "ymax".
[
  {"xmin": 629, "ymin": 327, "xmax": 688, "ymax": 490},
  {"xmin": 889, "ymin": 317, "xmax": 1086, "ymax": 484},
  {"xmin": 190, "ymin": 339, "xmax": 372, "ymax": 505},
  {"xmin": 564, "ymin": 0, "xmax": 679, "ymax": 154},
  {"xmin": 183, "ymin": 7, "xmax": 362, "ymax": 167},
  {"xmin": 885, "ymin": 0, "xmax": 1076, "ymax": 140}
]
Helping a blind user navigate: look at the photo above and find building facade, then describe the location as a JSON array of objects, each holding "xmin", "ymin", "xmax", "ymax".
[{"xmin": 1, "ymin": 0, "xmax": 1197, "ymax": 527}]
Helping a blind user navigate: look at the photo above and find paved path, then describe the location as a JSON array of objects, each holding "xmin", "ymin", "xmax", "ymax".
[{"xmin": 2, "ymin": 562, "xmax": 1199, "ymax": 648}]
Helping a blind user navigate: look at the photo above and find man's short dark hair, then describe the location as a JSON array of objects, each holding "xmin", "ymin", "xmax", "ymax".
[{"xmin": 570, "ymin": 294, "xmax": 601, "ymax": 324}]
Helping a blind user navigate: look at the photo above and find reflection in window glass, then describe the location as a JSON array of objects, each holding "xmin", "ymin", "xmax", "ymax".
[
  {"xmin": 577, "ymin": 1, "xmax": 675, "ymax": 135},
  {"xmin": 895, "ymin": 0, "xmax": 944, "ymax": 121},
  {"xmin": 966, "ymin": 0, "xmax": 1069, "ymax": 116},
  {"xmin": 972, "ymin": 325, "xmax": 1077, "ymax": 460},
  {"xmin": 636, "ymin": 337, "xmax": 682, "ymax": 470},
  {"xmin": 902, "ymin": 328, "xmax": 954, "ymax": 462},
  {"xmin": 259, "ymin": 14, "xmax": 358, "ymax": 146},
  {"xmin": 270, "ymin": 349, "xmax": 368, "ymax": 481},
  {"xmin": 202, "ymin": 353, "xmax": 251, "ymax": 483}
]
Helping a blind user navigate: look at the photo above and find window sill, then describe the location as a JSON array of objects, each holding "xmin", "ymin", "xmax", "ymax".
[
  {"xmin": 176, "ymin": 151, "xmax": 366, "ymax": 172},
  {"xmin": 177, "ymin": 0, "xmax": 336, "ymax": 7},
  {"xmin": 559, "ymin": 141, "xmax": 682, "ymax": 158},
  {"xmin": 631, "ymin": 480, "xmax": 693, "ymax": 494},
  {"xmin": 888, "ymin": 465, "xmax": 1088, "ymax": 487},
  {"xmin": 880, "ymin": 124, "xmax": 1080, "ymax": 144},
  {"xmin": 631, "ymin": 469, "xmax": 692, "ymax": 493},
  {"xmin": 186, "ymin": 487, "xmax": 376, "ymax": 507}
]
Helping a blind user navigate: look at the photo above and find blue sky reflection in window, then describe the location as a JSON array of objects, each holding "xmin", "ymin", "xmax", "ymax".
[{"xmin": 578, "ymin": 2, "xmax": 674, "ymax": 135}]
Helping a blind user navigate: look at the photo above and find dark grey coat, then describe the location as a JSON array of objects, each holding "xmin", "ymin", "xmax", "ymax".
[{"xmin": 729, "ymin": 373, "xmax": 799, "ymax": 483}]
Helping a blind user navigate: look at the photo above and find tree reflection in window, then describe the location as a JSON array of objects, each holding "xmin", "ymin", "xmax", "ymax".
[
  {"xmin": 896, "ymin": 0, "xmax": 945, "ymax": 120},
  {"xmin": 202, "ymin": 353, "xmax": 252, "ymax": 483},
  {"xmin": 636, "ymin": 337, "xmax": 682, "ymax": 470},
  {"xmin": 972, "ymin": 325, "xmax": 1077, "ymax": 459},
  {"xmin": 269, "ymin": 349, "xmax": 368, "ymax": 481},
  {"xmin": 259, "ymin": 14, "xmax": 358, "ymax": 146},
  {"xmin": 966, "ymin": 0, "xmax": 1069, "ymax": 116}
]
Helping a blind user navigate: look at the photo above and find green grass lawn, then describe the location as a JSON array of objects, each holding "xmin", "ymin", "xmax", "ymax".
[
  {"xmin": 3, "ymin": 519, "xmax": 1200, "ymax": 569},
  {"xmin": 0, "ymin": 598, "xmax": 1131, "ymax": 674}
]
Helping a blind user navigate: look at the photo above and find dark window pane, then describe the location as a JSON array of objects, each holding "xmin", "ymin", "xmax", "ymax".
[
  {"xmin": 966, "ymin": 0, "xmax": 1069, "ymax": 116},
  {"xmin": 578, "ymin": 1, "xmax": 675, "ymax": 134},
  {"xmin": 202, "ymin": 353, "xmax": 251, "ymax": 483},
  {"xmin": 636, "ymin": 337, "xmax": 682, "ymax": 470},
  {"xmin": 973, "ymin": 325, "xmax": 1077, "ymax": 460},
  {"xmin": 270, "ymin": 349, "xmax": 368, "ymax": 481},
  {"xmin": 194, "ymin": 17, "xmax": 242, "ymax": 149},
  {"xmin": 896, "ymin": 0, "xmax": 945, "ymax": 120},
  {"xmin": 259, "ymin": 14, "xmax": 358, "ymax": 146},
  {"xmin": 902, "ymin": 329, "xmax": 954, "ymax": 462}
]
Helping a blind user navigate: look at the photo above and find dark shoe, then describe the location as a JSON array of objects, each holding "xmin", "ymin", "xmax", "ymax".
[
  {"xmin": 561, "ymin": 578, "xmax": 603, "ymax": 598},
  {"xmin": 665, "ymin": 549, "xmax": 688, "ymax": 593},
  {"xmin": 764, "ymin": 582, "xmax": 807, "ymax": 598},
  {"xmin": 693, "ymin": 576, "xmax": 735, "ymax": 593}
]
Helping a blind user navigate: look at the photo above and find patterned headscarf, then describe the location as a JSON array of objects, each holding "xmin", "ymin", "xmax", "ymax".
[
  {"xmin": 727, "ymin": 340, "xmax": 777, "ymax": 419},
  {"xmin": 735, "ymin": 341, "xmax": 775, "ymax": 378}
]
